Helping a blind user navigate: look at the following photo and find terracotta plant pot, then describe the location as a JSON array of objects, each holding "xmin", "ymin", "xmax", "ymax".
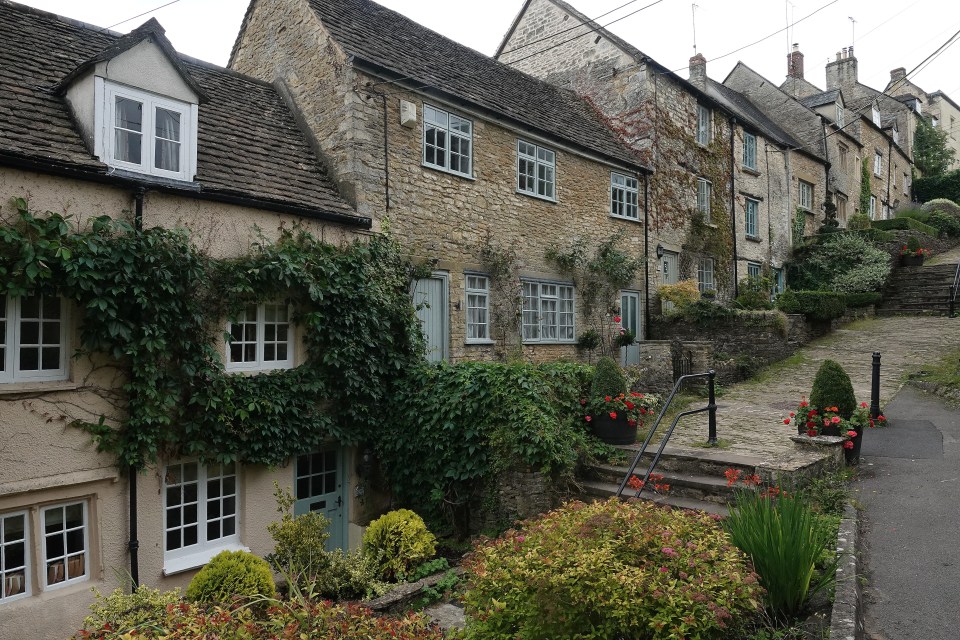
[{"xmin": 589, "ymin": 413, "xmax": 638, "ymax": 445}]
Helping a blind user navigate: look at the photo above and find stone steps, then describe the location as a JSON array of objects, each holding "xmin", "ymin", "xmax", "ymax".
[
  {"xmin": 579, "ymin": 479, "xmax": 729, "ymax": 516},
  {"xmin": 879, "ymin": 262, "xmax": 959, "ymax": 316}
]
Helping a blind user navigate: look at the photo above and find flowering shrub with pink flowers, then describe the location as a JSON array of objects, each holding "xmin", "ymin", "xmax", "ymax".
[{"xmin": 461, "ymin": 499, "xmax": 763, "ymax": 640}]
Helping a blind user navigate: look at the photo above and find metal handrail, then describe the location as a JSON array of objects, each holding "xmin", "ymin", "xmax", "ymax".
[
  {"xmin": 950, "ymin": 261, "xmax": 960, "ymax": 318},
  {"xmin": 614, "ymin": 370, "xmax": 717, "ymax": 499}
]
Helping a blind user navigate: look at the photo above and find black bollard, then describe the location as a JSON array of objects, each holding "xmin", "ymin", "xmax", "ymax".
[{"xmin": 870, "ymin": 352, "xmax": 881, "ymax": 420}]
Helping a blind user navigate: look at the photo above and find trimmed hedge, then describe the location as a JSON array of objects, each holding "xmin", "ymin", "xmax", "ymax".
[
  {"xmin": 871, "ymin": 217, "xmax": 940, "ymax": 237},
  {"xmin": 914, "ymin": 170, "xmax": 960, "ymax": 203},
  {"xmin": 846, "ymin": 228, "xmax": 895, "ymax": 243},
  {"xmin": 845, "ymin": 291, "xmax": 883, "ymax": 308},
  {"xmin": 776, "ymin": 290, "xmax": 847, "ymax": 322}
]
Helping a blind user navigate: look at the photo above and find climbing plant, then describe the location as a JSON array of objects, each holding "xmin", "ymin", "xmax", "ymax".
[
  {"xmin": 0, "ymin": 198, "xmax": 425, "ymax": 469},
  {"xmin": 477, "ymin": 234, "xmax": 524, "ymax": 360},
  {"xmin": 859, "ymin": 157, "xmax": 872, "ymax": 216}
]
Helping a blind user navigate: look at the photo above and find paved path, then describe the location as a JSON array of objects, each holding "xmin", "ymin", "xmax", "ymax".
[
  {"xmin": 927, "ymin": 243, "xmax": 960, "ymax": 266},
  {"xmin": 856, "ymin": 386, "xmax": 960, "ymax": 640},
  {"xmin": 667, "ymin": 315, "xmax": 960, "ymax": 471}
]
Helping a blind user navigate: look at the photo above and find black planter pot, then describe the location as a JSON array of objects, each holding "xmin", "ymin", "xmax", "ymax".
[
  {"xmin": 901, "ymin": 254, "xmax": 925, "ymax": 267},
  {"xmin": 820, "ymin": 424, "xmax": 841, "ymax": 437},
  {"xmin": 590, "ymin": 414, "xmax": 638, "ymax": 445},
  {"xmin": 845, "ymin": 428, "xmax": 863, "ymax": 465}
]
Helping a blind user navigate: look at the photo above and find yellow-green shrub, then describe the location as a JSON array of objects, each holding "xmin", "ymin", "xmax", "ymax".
[
  {"xmin": 185, "ymin": 550, "xmax": 275, "ymax": 603},
  {"xmin": 77, "ymin": 585, "xmax": 182, "ymax": 636},
  {"xmin": 462, "ymin": 499, "xmax": 763, "ymax": 640},
  {"xmin": 658, "ymin": 278, "xmax": 701, "ymax": 311},
  {"xmin": 363, "ymin": 509, "xmax": 437, "ymax": 581}
]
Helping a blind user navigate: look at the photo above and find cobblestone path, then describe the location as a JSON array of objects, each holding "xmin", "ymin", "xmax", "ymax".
[{"xmin": 666, "ymin": 315, "xmax": 960, "ymax": 471}]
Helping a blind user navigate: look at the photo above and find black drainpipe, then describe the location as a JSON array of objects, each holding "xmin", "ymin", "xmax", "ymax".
[
  {"xmin": 128, "ymin": 188, "xmax": 145, "ymax": 591},
  {"xmin": 729, "ymin": 117, "xmax": 739, "ymax": 298},
  {"xmin": 886, "ymin": 138, "xmax": 893, "ymax": 217},
  {"xmin": 642, "ymin": 172, "xmax": 651, "ymax": 339}
]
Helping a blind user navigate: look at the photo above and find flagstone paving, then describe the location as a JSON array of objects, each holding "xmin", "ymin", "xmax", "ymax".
[{"xmin": 662, "ymin": 314, "xmax": 960, "ymax": 472}]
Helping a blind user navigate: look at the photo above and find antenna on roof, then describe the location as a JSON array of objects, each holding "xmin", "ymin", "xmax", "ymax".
[
  {"xmin": 848, "ymin": 16, "xmax": 857, "ymax": 45},
  {"xmin": 692, "ymin": 4, "xmax": 699, "ymax": 55}
]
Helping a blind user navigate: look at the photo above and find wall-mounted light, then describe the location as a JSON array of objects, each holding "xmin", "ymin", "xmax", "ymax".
[
  {"xmin": 656, "ymin": 244, "xmax": 665, "ymax": 259},
  {"xmin": 357, "ymin": 446, "xmax": 374, "ymax": 480}
]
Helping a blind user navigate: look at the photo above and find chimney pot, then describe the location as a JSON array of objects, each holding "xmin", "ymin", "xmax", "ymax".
[{"xmin": 848, "ymin": 45, "xmax": 854, "ymax": 57}]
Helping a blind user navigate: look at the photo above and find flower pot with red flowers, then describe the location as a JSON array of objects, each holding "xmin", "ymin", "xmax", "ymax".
[
  {"xmin": 900, "ymin": 237, "xmax": 930, "ymax": 266},
  {"xmin": 582, "ymin": 356, "xmax": 659, "ymax": 445},
  {"xmin": 785, "ymin": 399, "xmax": 885, "ymax": 466}
]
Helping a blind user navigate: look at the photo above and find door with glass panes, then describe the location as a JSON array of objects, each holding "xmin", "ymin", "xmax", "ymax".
[
  {"xmin": 661, "ymin": 251, "xmax": 679, "ymax": 311},
  {"xmin": 620, "ymin": 291, "xmax": 641, "ymax": 366},
  {"xmin": 294, "ymin": 448, "xmax": 345, "ymax": 551}
]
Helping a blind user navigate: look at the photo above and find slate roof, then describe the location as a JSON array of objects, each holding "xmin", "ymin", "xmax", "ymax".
[
  {"xmin": 301, "ymin": 0, "xmax": 648, "ymax": 171},
  {"xmin": 0, "ymin": 0, "xmax": 364, "ymax": 225},
  {"xmin": 704, "ymin": 79, "xmax": 807, "ymax": 152},
  {"xmin": 799, "ymin": 90, "xmax": 841, "ymax": 110}
]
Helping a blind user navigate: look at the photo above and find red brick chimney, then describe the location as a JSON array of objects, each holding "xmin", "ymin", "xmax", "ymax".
[
  {"xmin": 787, "ymin": 43, "xmax": 804, "ymax": 79},
  {"xmin": 689, "ymin": 53, "xmax": 707, "ymax": 90}
]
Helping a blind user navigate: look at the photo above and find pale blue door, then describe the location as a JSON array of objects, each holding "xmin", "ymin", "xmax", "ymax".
[
  {"xmin": 412, "ymin": 274, "xmax": 449, "ymax": 362},
  {"xmin": 294, "ymin": 449, "xmax": 345, "ymax": 551},
  {"xmin": 620, "ymin": 290, "xmax": 642, "ymax": 366}
]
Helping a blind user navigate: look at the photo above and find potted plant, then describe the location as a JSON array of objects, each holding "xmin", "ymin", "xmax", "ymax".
[
  {"xmin": 900, "ymin": 236, "xmax": 930, "ymax": 266},
  {"xmin": 582, "ymin": 357, "xmax": 658, "ymax": 445}
]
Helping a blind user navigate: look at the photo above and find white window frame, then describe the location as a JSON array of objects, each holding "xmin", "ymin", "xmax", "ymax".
[
  {"xmin": 745, "ymin": 198, "xmax": 760, "ymax": 238},
  {"xmin": 798, "ymin": 180, "xmax": 813, "ymax": 211},
  {"xmin": 839, "ymin": 144, "xmax": 848, "ymax": 170},
  {"xmin": 40, "ymin": 501, "xmax": 88, "ymax": 592},
  {"xmin": 0, "ymin": 510, "xmax": 30, "ymax": 604},
  {"xmin": 0, "ymin": 294, "xmax": 69, "ymax": 383},
  {"xmin": 610, "ymin": 172, "xmax": 639, "ymax": 220},
  {"xmin": 742, "ymin": 132, "xmax": 757, "ymax": 170},
  {"xmin": 697, "ymin": 177, "xmax": 712, "ymax": 223},
  {"xmin": 696, "ymin": 104, "xmax": 711, "ymax": 146},
  {"xmin": 773, "ymin": 269, "xmax": 785, "ymax": 296},
  {"xmin": 872, "ymin": 105, "xmax": 881, "ymax": 126},
  {"xmin": 697, "ymin": 258, "xmax": 715, "ymax": 293},
  {"xmin": 903, "ymin": 173, "xmax": 910, "ymax": 195},
  {"xmin": 464, "ymin": 274, "xmax": 491, "ymax": 344},
  {"xmin": 422, "ymin": 104, "xmax": 473, "ymax": 177},
  {"xmin": 746, "ymin": 262, "xmax": 762, "ymax": 279},
  {"xmin": 517, "ymin": 140, "xmax": 556, "ymax": 201},
  {"xmin": 163, "ymin": 461, "xmax": 244, "ymax": 574},
  {"xmin": 521, "ymin": 280, "xmax": 575, "ymax": 344},
  {"xmin": 225, "ymin": 302, "xmax": 294, "ymax": 372},
  {"xmin": 874, "ymin": 151, "xmax": 883, "ymax": 176},
  {"xmin": 869, "ymin": 195, "xmax": 877, "ymax": 219},
  {"xmin": 95, "ymin": 80, "xmax": 197, "ymax": 182},
  {"xmin": 836, "ymin": 103, "xmax": 845, "ymax": 128}
]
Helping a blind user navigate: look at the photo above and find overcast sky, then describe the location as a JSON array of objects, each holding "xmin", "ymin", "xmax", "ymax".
[{"xmin": 17, "ymin": 0, "xmax": 960, "ymax": 101}]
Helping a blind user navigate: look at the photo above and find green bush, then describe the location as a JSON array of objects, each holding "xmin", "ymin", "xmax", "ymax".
[
  {"xmin": 920, "ymin": 197, "xmax": 960, "ymax": 217},
  {"xmin": 363, "ymin": 509, "xmax": 437, "ymax": 581},
  {"xmin": 845, "ymin": 291, "xmax": 883, "ymax": 308},
  {"xmin": 735, "ymin": 274, "xmax": 774, "ymax": 310},
  {"xmin": 79, "ymin": 585, "xmax": 183, "ymax": 636},
  {"xmin": 185, "ymin": 550, "xmax": 276, "ymax": 604},
  {"xmin": 678, "ymin": 298, "xmax": 737, "ymax": 325},
  {"xmin": 847, "ymin": 213, "xmax": 871, "ymax": 230},
  {"xmin": 789, "ymin": 232, "xmax": 890, "ymax": 293},
  {"xmin": 871, "ymin": 217, "xmax": 940, "ymax": 237},
  {"xmin": 319, "ymin": 549, "xmax": 390, "ymax": 600},
  {"xmin": 462, "ymin": 499, "xmax": 763, "ymax": 640},
  {"xmin": 914, "ymin": 170, "xmax": 960, "ymax": 203},
  {"xmin": 591, "ymin": 355, "xmax": 627, "ymax": 398},
  {"xmin": 906, "ymin": 235, "xmax": 922, "ymax": 253},
  {"xmin": 724, "ymin": 491, "xmax": 837, "ymax": 621},
  {"xmin": 809, "ymin": 359, "xmax": 857, "ymax": 419},
  {"xmin": 895, "ymin": 209, "xmax": 931, "ymax": 223},
  {"xmin": 775, "ymin": 290, "xmax": 847, "ymax": 322},
  {"xmin": 847, "ymin": 228, "xmax": 895, "ymax": 243},
  {"xmin": 928, "ymin": 211, "xmax": 960, "ymax": 237}
]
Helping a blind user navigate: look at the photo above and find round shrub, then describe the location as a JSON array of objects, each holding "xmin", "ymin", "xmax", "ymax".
[
  {"xmin": 790, "ymin": 232, "xmax": 890, "ymax": 293},
  {"xmin": 847, "ymin": 213, "xmax": 871, "ymax": 230},
  {"xmin": 185, "ymin": 550, "xmax": 276, "ymax": 603},
  {"xmin": 79, "ymin": 585, "xmax": 183, "ymax": 636},
  {"xmin": 928, "ymin": 211, "xmax": 960, "ymax": 237},
  {"xmin": 809, "ymin": 359, "xmax": 856, "ymax": 419},
  {"xmin": 363, "ymin": 509, "xmax": 437, "ymax": 581},
  {"xmin": 920, "ymin": 198, "xmax": 960, "ymax": 218},
  {"xmin": 590, "ymin": 356, "xmax": 627, "ymax": 399},
  {"xmin": 462, "ymin": 499, "xmax": 763, "ymax": 640}
]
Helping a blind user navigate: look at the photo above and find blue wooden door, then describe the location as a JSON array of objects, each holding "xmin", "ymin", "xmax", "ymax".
[
  {"xmin": 620, "ymin": 290, "xmax": 641, "ymax": 366},
  {"xmin": 412, "ymin": 274, "xmax": 449, "ymax": 362},
  {"xmin": 293, "ymin": 449, "xmax": 345, "ymax": 551}
]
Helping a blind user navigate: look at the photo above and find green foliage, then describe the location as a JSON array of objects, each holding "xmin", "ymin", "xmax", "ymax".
[
  {"xmin": 920, "ymin": 198, "xmax": 960, "ymax": 217},
  {"xmin": 775, "ymin": 290, "xmax": 847, "ymax": 322},
  {"xmin": 576, "ymin": 328, "xmax": 601, "ymax": 351},
  {"xmin": 319, "ymin": 549, "xmax": 390, "ymax": 600},
  {"xmin": 724, "ymin": 491, "xmax": 838, "ymax": 621},
  {"xmin": 736, "ymin": 274, "xmax": 774, "ymax": 310},
  {"xmin": 411, "ymin": 568, "xmax": 462, "ymax": 610},
  {"xmin": 407, "ymin": 557, "xmax": 451, "ymax": 582},
  {"xmin": 915, "ymin": 170, "xmax": 960, "ymax": 203},
  {"xmin": 788, "ymin": 232, "xmax": 890, "ymax": 294},
  {"xmin": 80, "ymin": 585, "xmax": 183, "ymax": 636},
  {"xmin": 75, "ymin": 597, "xmax": 445, "ymax": 639},
  {"xmin": 462, "ymin": 499, "xmax": 763, "ymax": 640},
  {"xmin": 658, "ymin": 278, "xmax": 701, "ymax": 311},
  {"xmin": 906, "ymin": 235, "xmax": 922, "ymax": 252},
  {"xmin": 847, "ymin": 227, "xmax": 894, "ymax": 242},
  {"xmin": 792, "ymin": 207, "xmax": 807, "ymax": 247},
  {"xmin": 928, "ymin": 211, "xmax": 960, "ymax": 237},
  {"xmin": 0, "ymin": 201, "xmax": 424, "ymax": 468},
  {"xmin": 871, "ymin": 216, "xmax": 940, "ymax": 237},
  {"xmin": 590, "ymin": 356, "xmax": 627, "ymax": 398},
  {"xmin": 859, "ymin": 157, "xmax": 871, "ymax": 216},
  {"xmin": 914, "ymin": 115, "xmax": 957, "ymax": 177},
  {"xmin": 185, "ymin": 550, "xmax": 276, "ymax": 604},
  {"xmin": 847, "ymin": 213, "xmax": 871, "ymax": 230},
  {"xmin": 678, "ymin": 298, "xmax": 737, "ymax": 325},
  {"xmin": 895, "ymin": 208, "xmax": 931, "ymax": 223},
  {"xmin": 363, "ymin": 509, "xmax": 437, "ymax": 581},
  {"xmin": 844, "ymin": 292, "xmax": 883, "ymax": 308},
  {"xmin": 810, "ymin": 359, "xmax": 857, "ymax": 419}
]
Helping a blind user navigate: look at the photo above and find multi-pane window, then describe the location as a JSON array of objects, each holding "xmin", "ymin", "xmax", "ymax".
[
  {"xmin": 517, "ymin": 140, "xmax": 556, "ymax": 200},
  {"xmin": 837, "ymin": 195, "xmax": 848, "ymax": 223},
  {"xmin": 869, "ymin": 195, "xmax": 877, "ymax": 219},
  {"xmin": 465, "ymin": 275, "xmax": 490, "ymax": 342},
  {"xmin": 747, "ymin": 262, "xmax": 762, "ymax": 279},
  {"xmin": 872, "ymin": 105, "xmax": 881, "ymax": 126},
  {"xmin": 903, "ymin": 173, "xmax": 910, "ymax": 195},
  {"xmin": 839, "ymin": 144, "xmax": 848, "ymax": 170},
  {"xmin": 521, "ymin": 281, "xmax": 574, "ymax": 343},
  {"xmin": 798, "ymin": 180, "xmax": 813, "ymax": 210},
  {"xmin": 696, "ymin": 104, "xmax": 711, "ymax": 145},
  {"xmin": 105, "ymin": 83, "xmax": 191, "ymax": 181},
  {"xmin": 226, "ymin": 303, "xmax": 292, "ymax": 372},
  {"xmin": 164, "ymin": 462, "xmax": 238, "ymax": 559},
  {"xmin": 0, "ymin": 294, "xmax": 68, "ymax": 383},
  {"xmin": 773, "ymin": 269, "xmax": 785, "ymax": 296},
  {"xmin": 742, "ymin": 132, "xmax": 757, "ymax": 170},
  {"xmin": 1, "ymin": 512, "xmax": 28, "ymax": 602},
  {"xmin": 422, "ymin": 105, "xmax": 472, "ymax": 176},
  {"xmin": 745, "ymin": 198, "xmax": 759, "ymax": 238},
  {"xmin": 610, "ymin": 172, "xmax": 639, "ymax": 220},
  {"xmin": 836, "ymin": 103, "xmax": 845, "ymax": 128},
  {"xmin": 696, "ymin": 178, "xmax": 712, "ymax": 223},
  {"xmin": 874, "ymin": 151, "xmax": 883, "ymax": 176},
  {"xmin": 697, "ymin": 258, "xmax": 714, "ymax": 293},
  {"xmin": 41, "ymin": 502, "xmax": 87, "ymax": 589}
]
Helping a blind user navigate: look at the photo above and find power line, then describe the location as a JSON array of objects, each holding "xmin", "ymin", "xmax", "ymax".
[
  {"xmin": 103, "ymin": 0, "xmax": 182, "ymax": 31},
  {"xmin": 499, "ymin": 0, "xmax": 646, "ymax": 57}
]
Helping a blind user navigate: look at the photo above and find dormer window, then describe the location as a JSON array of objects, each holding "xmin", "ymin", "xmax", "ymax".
[
  {"xmin": 96, "ymin": 81, "xmax": 196, "ymax": 182},
  {"xmin": 871, "ymin": 105, "xmax": 881, "ymax": 127},
  {"xmin": 835, "ymin": 103, "xmax": 845, "ymax": 128}
]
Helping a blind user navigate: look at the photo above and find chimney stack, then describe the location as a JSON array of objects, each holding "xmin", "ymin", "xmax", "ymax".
[
  {"xmin": 826, "ymin": 45, "xmax": 858, "ymax": 90},
  {"xmin": 688, "ymin": 53, "xmax": 707, "ymax": 90},
  {"xmin": 890, "ymin": 67, "xmax": 906, "ymax": 83},
  {"xmin": 787, "ymin": 43, "xmax": 804, "ymax": 79}
]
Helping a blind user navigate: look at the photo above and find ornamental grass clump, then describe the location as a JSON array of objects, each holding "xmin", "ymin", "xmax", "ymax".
[{"xmin": 462, "ymin": 499, "xmax": 763, "ymax": 640}]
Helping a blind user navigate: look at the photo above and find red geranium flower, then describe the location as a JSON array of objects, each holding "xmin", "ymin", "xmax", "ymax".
[
  {"xmin": 605, "ymin": 395, "xmax": 612, "ymax": 402},
  {"xmin": 614, "ymin": 315, "xmax": 622, "ymax": 323},
  {"xmin": 846, "ymin": 430, "xmax": 857, "ymax": 437},
  {"xmin": 580, "ymin": 398, "xmax": 587, "ymax": 406},
  {"xmin": 807, "ymin": 429, "xmax": 817, "ymax": 437},
  {"xmin": 625, "ymin": 401, "xmax": 635, "ymax": 410},
  {"xmin": 843, "ymin": 441, "xmax": 854, "ymax": 449},
  {"xmin": 609, "ymin": 411, "xmax": 617, "ymax": 419},
  {"xmin": 628, "ymin": 418, "xmax": 637, "ymax": 427},
  {"xmin": 584, "ymin": 415, "xmax": 592, "ymax": 422},
  {"xmin": 783, "ymin": 418, "xmax": 791, "ymax": 425}
]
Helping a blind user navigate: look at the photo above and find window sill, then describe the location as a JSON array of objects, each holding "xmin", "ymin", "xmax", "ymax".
[
  {"xmin": 106, "ymin": 167, "xmax": 200, "ymax": 190},
  {"xmin": 224, "ymin": 363, "xmax": 295, "ymax": 375},
  {"xmin": 421, "ymin": 163, "xmax": 475, "ymax": 180},
  {"xmin": 521, "ymin": 341, "xmax": 577, "ymax": 346},
  {"xmin": 741, "ymin": 166, "xmax": 761, "ymax": 176},
  {"xmin": 516, "ymin": 190, "xmax": 557, "ymax": 204},
  {"xmin": 745, "ymin": 235, "xmax": 762, "ymax": 243},
  {"xmin": 164, "ymin": 542, "xmax": 249, "ymax": 576},
  {"xmin": 0, "ymin": 380, "xmax": 77, "ymax": 396},
  {"xmin": 609, "ymin": 214, "xmax": 642, "ymax": 223},
  {"xmin": 465, "ymin": 340, "xmax": 495, "ymax": 346}
]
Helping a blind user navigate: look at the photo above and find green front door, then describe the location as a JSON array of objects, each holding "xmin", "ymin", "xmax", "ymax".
[{"xmin": 294, "ymin": 448, "xmax": 345, "ymax": 551}]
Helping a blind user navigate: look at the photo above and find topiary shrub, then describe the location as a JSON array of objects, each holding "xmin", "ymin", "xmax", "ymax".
[
  {"xmin": 462, "ymin": 499, "xmax": 763, "ymax": 640},
  {"xmin": 920, "ymin": 197, "xmax": 960, "ymax": 217},
  {"xmin": 590, "ymin": 355, "xmax": 627, "ymax": 399},
  {"xmin": 363, "ymin": 509, "xmax": 437, "ymax": 581},
  {"xmin": 79, "ymin": 585, "xmax": 183, "ymax": 636},
  {"xmin": 847, "ymin": 213, "xmax": 871, "ymax": 230},
  {"xmin": 185, "ymin": 550, "xmax": 276, "ymax": 604},
  {"xmin": 809, "ymin": 359, "xmax": 856, "ymax": 419}
]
